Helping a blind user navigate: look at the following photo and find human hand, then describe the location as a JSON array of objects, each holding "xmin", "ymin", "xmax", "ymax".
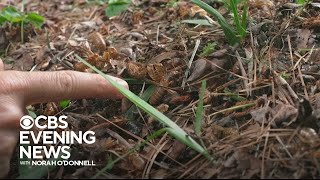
[{"xmin": 0, "ymin": 59, "xmax": 128, "ymax": 178}]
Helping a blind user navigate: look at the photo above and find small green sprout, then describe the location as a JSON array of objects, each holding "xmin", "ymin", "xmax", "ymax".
[
  {"xmin": 200, "ymin": 42, "xmax": 217, "ymax": 56},
  {"xmin": 59, "ymin": 100, "xmax": 71, "ymax": 109},
  {"xmin": 167, "ymin": 0, "xmax": 179, "ymax": 8},
  {"xmin": 0, "ymin": 6, "xmax": 45, "ymax": 43},
  {"xmin": 105, "ymin": 0, "xmax": 131, "ymax": 17}
]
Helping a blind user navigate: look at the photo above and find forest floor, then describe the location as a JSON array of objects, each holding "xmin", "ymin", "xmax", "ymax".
[{"xmin": 1, "ymin": 0, "xmax": 320, "ymax": 178}]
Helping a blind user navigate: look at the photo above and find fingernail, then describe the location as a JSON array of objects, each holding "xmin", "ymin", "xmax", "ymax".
[
  {"xmin": 116, "ymin": 78, "xmax": 129, "ymax": 90},
  {"xmin": 110, "ymin": 76, "xmax": 129, "ymax": 99}
]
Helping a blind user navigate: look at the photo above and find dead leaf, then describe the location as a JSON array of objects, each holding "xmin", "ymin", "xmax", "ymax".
[
  {"xmin": 127, "ymin": 61, "xmax": 147, "ymax": 79},
  {"xmin": 187, "ymin": 59, "xmax": 209, "ymax": 82},
  {"xmin": 250, "ymin": 106, "xmax": 272, "ymax": 125},
  {"xmin": 120, "ymin": 47, "xmax": 135, "ymax": 60},
  {"xmin": 296, "ymin": 29, "xmax": 313, "ymax": 49},
  {"xmin": 128, "ymin": 153, "xmax": 145, "ymax": 171},
  {"xmin": 272, "ymin": 104, "xmax": 298, "ymax": 126},
  {"xmin": 147, "ymin": 63, "xmax": 166, "ymax": 82},
  {"xmin": 149, "ymin": 51, "xmax": 179, "ymax": 63},
  {"xmin": 209, "ymin": 48, "xmax": 228, "ymax": 58},
  {"xmin": 88, "ymin": 32, "xmax": 106, "ymax": 54},
  {"xmin": 149, "ymin": 82, "xmax": 168, "ymax": 105},
  {"xmin": 302, "ymin": 16, "xmax": 320, "ymax": 29},
  {"xmin": 167, "ymin": 141, "xmax": 186, "ymax": 159},
  {"xmin": 14, "ymin": 53, "xmax": 34, "ymax": 71}
]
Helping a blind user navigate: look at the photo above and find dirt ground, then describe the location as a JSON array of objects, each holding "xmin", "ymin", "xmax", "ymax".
[{"xmin": 1, "ymin": 0, "xmax": 320, "ymax": 178}]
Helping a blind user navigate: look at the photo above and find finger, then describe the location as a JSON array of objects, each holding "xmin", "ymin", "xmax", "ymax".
[
  {"xmin": 5, "ymin": 71, "xmax": 128, "ymax": 105},
  {"xmin": 0, "ymin": 58, "xmax": 4, "ymax": 71}
]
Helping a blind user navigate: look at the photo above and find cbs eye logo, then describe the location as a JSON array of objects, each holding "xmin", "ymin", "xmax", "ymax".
[{"xmin": 20, "ymin": 115, "xmax": 34, "ymax": 130}]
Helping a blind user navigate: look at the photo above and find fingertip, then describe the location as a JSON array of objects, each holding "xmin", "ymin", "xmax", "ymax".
[
  {"xmin": 109, "ymin": 76, "xmax": 129, "ymax": 99},
  {"xmin": 114, "ymin": 76, "xmax": 129, "ymax": 90}
]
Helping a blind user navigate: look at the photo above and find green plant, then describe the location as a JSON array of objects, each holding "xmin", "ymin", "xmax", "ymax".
[
  {"xmin": 76, "ymin": 54, "xmax": 211, "ymax": 160},
  {"xmin": 59, "ymin": 100, "xmax": 71, "ymax": 109},
  {"xmin": 191, "ymin": 0, "xmax": 247, "ymax": 45},
  {"xmin": 195, "ymin": 80, "xmax": 206, "ymax": 136},
  {"xmin": 0, "ymin": 6, "xmax": 44, "ymax": 43},
  {"xmin": 296, "ymin": 0, "xmax": 306, "ymax": 4},
  {"xmin": 105, "ymin": 0, "xmax": 131, "ymax": 17},
  {"xmin": 167, "ymin": 0, "xmax": 179, "ymax": 7},
  {"xmin": 280, "ymin": 72, "xmax": 291, "ymax": 80},
  {"xmin": 200, "ymin": 42, "xmax": 217, "ymax": 56}
]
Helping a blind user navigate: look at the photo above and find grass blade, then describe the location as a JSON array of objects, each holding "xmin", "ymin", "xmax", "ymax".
[
  {"xmin": 125, "ymin": 85, "xmax": 156, "ymax": 121},
  {"xmin": 241, "ymin": 0, "xmax": 247, "ymax": 38},
  {"xmin": 195, "ymin": 80, "xmax": 206, "ymax": 136},
  {"xmin": 181, "ymin": 19, "xmax": 213, "ymax": 26},
  {"xmin": 75, "ymin": 55, "xmax": 209, "ymax": 159},
  {"xmin": 191, "ymin": 0, "xmax": 239, "ymax": 45},
  {"xmin": 230, "ymin": 0, "xmax": 242, "ymax": 38}
]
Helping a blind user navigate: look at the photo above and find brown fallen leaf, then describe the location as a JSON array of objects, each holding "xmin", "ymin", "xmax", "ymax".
[
  {"xmin": 87, "ymin": 31, "xmax": 106, "ymax": 54},
  {"xmin": 250, "ymin": 106, "xmax": 272, "ymax": 125},
  {"xmin": 149, "ymin": 51, "xmax": 179, "ymax": 63},
  {"xmin": 128, "ymin": 153, "xmax": 145, "ymax": 171},
  {"xmin": 302, "ymin": 16, "xmax": 320, "ymax": 29},
  {"xmin": 127, "ymin": 61, "xmax": 147, "ymax": 79},
  {"xmin": 187, "ymin": 59, "xmax": 209, "ymax": 82},
  {"xmin": 14, "ymin": 52, "xmax": 35, "ymax": 71},
  {"xmin": 272, "ymin": 104, "xmax": 298, "ymax": 126},
  {"xmin": 296, "ymin": 29, "xmax": 313, "ymax": 49},
  {"xmin": 147, "ymin": 63, "xmax": 166, "ymax": 82},
  {"xmin": 167, "ymin": 140, "xmax": 186, "ymax": 159},
  {"xmin": 209, "ymin": 48, "xmax": 228, "ymax": 58}
]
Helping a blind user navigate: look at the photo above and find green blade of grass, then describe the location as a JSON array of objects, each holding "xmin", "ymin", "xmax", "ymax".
[
  {"xmin": 125, "ymin": 85, "xmax": 156, "ymax": 121},
  {"xmin": 195, "ymin": 80, "xmax": 206, "ymax": 136},
  {"xmin": 75, "ymin": 54, "xmax": 210, "ymax": 159},
  {"xmin": 240, "ymin": 0, "xmax": 247, "ymax": 38},
  {"xmin": 229, "ymin": 0, "xmax": 242, "ymax": 38},
  {"xmin": 191, "ymin": 0, "xmax": 239, "ymax": 45},
  {"xmin": 181, "ymin": 19, "xmax": 213, "ymax": 26},
  {"xmin": 26, "ymin": 12, "xmax": 45, "ymax": 28}
]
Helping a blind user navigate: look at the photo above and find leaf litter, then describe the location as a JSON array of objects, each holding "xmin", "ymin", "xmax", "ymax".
[{"xmin": 2, "ymin": 0, "xmax": 320, "ymax": 178}]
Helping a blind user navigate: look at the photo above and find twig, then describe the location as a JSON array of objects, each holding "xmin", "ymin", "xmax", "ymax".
[
  {"xmin": 156, "ymin": 25, "xmax": 160, "ymax": 45},
  {"xmin": 261, "ymin": 127, "xmax": 270, "ymax": 179},
  {"xmin": 182, "ymin": 39, "xmax": 201, "ymax": 88},
  {"xmin": 297, "ymin": 64, "xmax": 309, "ymax": 100},
  {"xmin": 287, "ymin": 34, "xmax": 296, "ymax": 82},
  {"xmin": 235, "ymin": 50, "xmax": 250, "ymax": 96}
]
